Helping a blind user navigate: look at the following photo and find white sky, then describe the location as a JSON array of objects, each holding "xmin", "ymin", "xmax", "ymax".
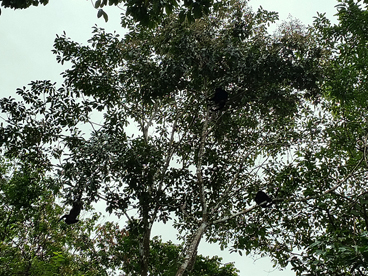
[{"xmin": 0, "ymin": 0, "xmax": 338, "ymax": 275}]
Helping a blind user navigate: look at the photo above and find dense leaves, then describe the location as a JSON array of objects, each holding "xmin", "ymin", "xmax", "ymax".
[
  {"xmin": 284, "ymin": 1, "xmax": 368, "ymax": 274},
  {"xmin": 0, "ymin": 159, "xmax": 107, "ymax": 275},
  {"xmin": 0, "ymin": 0, "xmax": 215, "ymax": 27},
  {"xmin": 0, "ymin": 0, "xmax": 49, "ymax": 9},
  {"xmin": 3, "ymin": 0, "xmax": 368, "ymax": 275}
]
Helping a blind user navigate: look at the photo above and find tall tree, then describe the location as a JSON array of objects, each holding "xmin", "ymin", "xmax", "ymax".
[
  {"xmin": 286, "ymin": 1, "xmax": 368, "ymax": 274},
  {"xmin": 0, "ymin": 1, "xmax": 328, "ymax": 275}
]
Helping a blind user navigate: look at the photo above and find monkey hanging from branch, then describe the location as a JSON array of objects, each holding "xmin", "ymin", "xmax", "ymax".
[
  {"xmin": 59, "ymin": 185, "xmax": 84, "ymax": 225},
  {"xmin": 59, "ymin": 200, "xmax": 83, "ymax": 225}
]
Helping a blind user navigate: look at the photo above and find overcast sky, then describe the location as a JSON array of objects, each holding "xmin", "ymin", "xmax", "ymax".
[{"xmin": 0, "ymin": 0, "xmax": 339, "ymax": 275}]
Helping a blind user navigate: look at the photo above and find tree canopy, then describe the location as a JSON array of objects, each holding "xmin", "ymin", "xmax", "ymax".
[
  {"xmin": 0, "ymin": 157, "xmax": 240, "ymax": 275},
  {"xmin": 2, "ymin": 0, "xmax": 368, "ymax": 275},
  {"xmin": 0, "ymin": 0, "xmax": 216, "ymax": 27}
]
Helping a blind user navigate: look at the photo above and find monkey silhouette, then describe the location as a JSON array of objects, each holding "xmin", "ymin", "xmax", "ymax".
[
  {"xmin": 255, "ymin": 191, "xmax": 272, "ymax": 208},
  {"xmin": 208, "ymin": 88, "xmax": 228, "ymax": 111},
  {"xmin": 59, "ymin": 201, "xmax": 83, "ymax": 225}
]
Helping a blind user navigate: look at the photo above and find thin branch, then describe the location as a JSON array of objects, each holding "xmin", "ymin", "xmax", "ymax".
[
  {"xmin": 212, "ymin": 205, "xmax": 257, "ymax": 224},
  {"xmin": 213, "ymin": 158, "xmax": 364, "ymax": 225},
  {"xmin": 212, "ymin": 141, "xmax": 269, "ymax": 213},
  {"xmin": 97, "ymin": 193, "xmax": 134, "ymax": 224},
  {"xmin": 196, "ymin": 108, "xmax": 211, "ymax": 217},
  {"xmin": 312, "ymin": 158, "xmax": 363, "ymax": 198},
  {"xmin": 157, "ymin": 116, "xmax": 178, "ymax": 192}
]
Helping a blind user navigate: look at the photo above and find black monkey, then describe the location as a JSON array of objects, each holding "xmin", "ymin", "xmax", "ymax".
[
  {"xmin": 59, "ymin": 201, "xmax": 83, "ymax": 225},
  {"xmin": 255, "ymin": 190, "xmax": 272, "ymax": 208},
  {"xmin": 208, "ymin": 88, "xmax": 228, "ymax": 111}
]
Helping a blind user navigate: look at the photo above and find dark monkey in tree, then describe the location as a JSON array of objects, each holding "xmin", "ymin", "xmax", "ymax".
[
  {"xmin": 255, "ymin": 190, "xmax": 272, "ymax": 208},
  {"xmin": 59, "ymin": 201, "xmax": 83, "ymax": 225},
  {"xmin": 208, "ymin": 88, "xmax": 228, "ymax": 111}
]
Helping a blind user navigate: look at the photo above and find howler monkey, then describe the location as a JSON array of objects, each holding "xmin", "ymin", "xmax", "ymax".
[
  {"xmin": 255, "ymin": 190, "xmax": 272, "ymax": 208},
  {"xmin": 59, "ymin": 201, "xmax": 83, "ymax": 225},
  {"xmin": 208, "ymin": 88, "xmax": 228, "ymax": 111}
]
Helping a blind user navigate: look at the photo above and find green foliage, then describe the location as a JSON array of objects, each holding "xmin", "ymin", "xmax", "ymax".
[
  {"xmin": 0, "ymin": 0, "xmax": 214, "ymax": 27},
  {"xmin": 0, "ymin": 158, "xmax": 106, "ymax": 275},
  {"xmin": 121, "ymin": 235, "xmax": 240, "ymax": 275},
  {"xmin": 314, "ymin": 0, "xmax": 368, "ymax": 106},
  {"xmin": 268, "ymin": 1, "xmax": 368, "ymax": 274},
  {"xmin": 3, "ymin": 1, "xmax": 364, "ymax": 276},
  {"xmin": 0, "ymin": 160, "xmax": 240, "ymax": 276},
  {"xmin": 299, "ymin": 233, "xmax": 368, "ymax": 275},
  {"xmin": 0, "ymin": 0, "xmax": 49, "ymax": 9}
]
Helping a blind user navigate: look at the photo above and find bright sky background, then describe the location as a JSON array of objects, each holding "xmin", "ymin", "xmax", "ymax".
[{"xmin": 0, "ymin": 0, "xmax": 339, "ymax": 275}]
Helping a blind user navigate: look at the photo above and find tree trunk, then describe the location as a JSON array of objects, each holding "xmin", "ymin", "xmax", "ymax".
[
  {"xmin": 175, "ymin": 221, "xmax": 208, "ymax": 276},
  {"xmin": 139, "ymin": 226, "xmax": 151, "ymax": 276},
  {"xmin": 139, "ymin": 199, "xmax": 152, "ymax": 276}
]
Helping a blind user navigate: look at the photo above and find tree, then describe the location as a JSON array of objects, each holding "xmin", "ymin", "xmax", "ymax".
[
  {"xmin": 279, "ymin": 1, "xmax": 368, "ymax": 275},
  {"xmin": 0, "ymin": 1, "xmax": 328, "ymax": 275},
  {"xmin": 0, "ymin": 157, "xmax": 107, "ymax": 275}
]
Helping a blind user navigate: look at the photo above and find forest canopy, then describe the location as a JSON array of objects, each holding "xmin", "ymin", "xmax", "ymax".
[{"xmin": 1, "ymin": 0, "xmax": 368, "ymax": 275}]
